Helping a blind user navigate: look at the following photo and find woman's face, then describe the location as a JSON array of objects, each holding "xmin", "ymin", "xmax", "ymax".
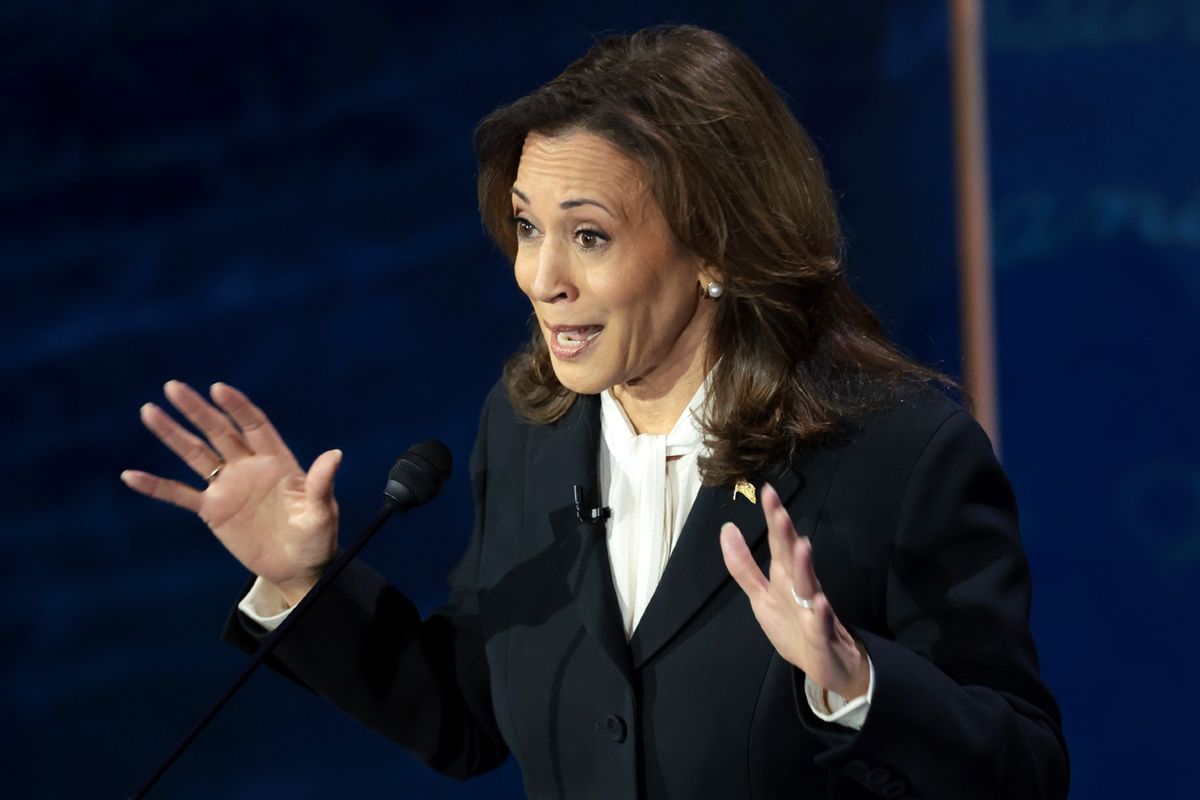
[{"xmin": 511, "ymin": 130, "xmax": 713, "ymax": 397}]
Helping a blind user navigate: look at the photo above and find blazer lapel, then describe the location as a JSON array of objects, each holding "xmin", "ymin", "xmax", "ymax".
[
  {"xmin": 529, "ymin": 394, "xmax": 634, "ymax": 686},
  {"xmin": 628, "ymin": 464, "xmax": 804, "ymax": 668}
]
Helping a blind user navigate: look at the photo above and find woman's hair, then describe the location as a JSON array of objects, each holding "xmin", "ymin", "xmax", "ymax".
[{"xmin": 474, "ymin": 25, "xmax": 951, "ymax": 487}]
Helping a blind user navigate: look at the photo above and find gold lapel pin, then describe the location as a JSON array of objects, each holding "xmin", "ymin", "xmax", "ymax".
[{"xmin": 733, "ymin": 480, "xmax": 757, "ymax": 504}]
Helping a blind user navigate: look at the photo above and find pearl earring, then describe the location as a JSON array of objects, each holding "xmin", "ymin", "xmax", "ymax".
[{"xmin": 705, "ymin": 281, "xmax": 724, "ymax": 299}]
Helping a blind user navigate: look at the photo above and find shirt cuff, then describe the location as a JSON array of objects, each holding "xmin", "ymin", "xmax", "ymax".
[
  {"xmin": 803, "ymin": 655, "xmax": 875, "ymax": 731},
  {"xmin": 236, "ymin": 576, "xmax": 294, "ymax": 632}
]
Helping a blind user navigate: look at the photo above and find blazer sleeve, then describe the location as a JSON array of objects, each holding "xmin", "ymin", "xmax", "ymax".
[
  {"xmin": 798, "ymin": 409, "xmax": 1069, "ymax": 799},
  {"xmin": 221, "ymin": 386, "xmax": 509, "ymax": 779}
]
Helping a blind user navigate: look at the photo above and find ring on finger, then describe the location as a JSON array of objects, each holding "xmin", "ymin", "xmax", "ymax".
[
  {"xmin": 207, "ymin": 462, "xmax": 225, "ymax": 483},
  {"xmin": 790, "ymin": 584, "xmax": 815, "ymax": 609}
]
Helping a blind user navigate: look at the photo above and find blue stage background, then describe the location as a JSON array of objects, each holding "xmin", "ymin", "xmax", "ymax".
[{"xmin": 3, "ymin": 1, "xmax": 1197, "ymax": 797}]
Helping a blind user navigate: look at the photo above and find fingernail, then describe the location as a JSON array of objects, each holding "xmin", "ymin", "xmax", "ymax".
[{"xmin": 119, "ymin": 470, "xmax": 132, "ymax": 485}]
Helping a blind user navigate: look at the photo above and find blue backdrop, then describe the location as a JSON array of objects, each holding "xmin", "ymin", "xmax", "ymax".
[{"xmin": 4, "ymin": 1, "xmax": 1197, "ymax": 797}]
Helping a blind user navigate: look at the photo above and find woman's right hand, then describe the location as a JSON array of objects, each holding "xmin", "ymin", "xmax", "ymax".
[{"xmin": 121, "ymin": 380, "xmax": 341, "ymax": 607}]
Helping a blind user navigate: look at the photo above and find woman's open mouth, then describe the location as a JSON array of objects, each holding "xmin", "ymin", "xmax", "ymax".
[{"xmin": 547, "ymin": 324, "xmax": 603, "ymax": 360}]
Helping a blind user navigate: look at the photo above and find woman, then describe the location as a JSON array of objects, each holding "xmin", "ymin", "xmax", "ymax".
[{"xmin": 123, "ymin": 26, "xmax": 1068, "ymax": 799}]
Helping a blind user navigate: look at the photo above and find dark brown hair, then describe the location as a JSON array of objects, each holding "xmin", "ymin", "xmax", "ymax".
[{"xmin": 474, "ymin": 25, "xmax": 950, "ymax": 486}]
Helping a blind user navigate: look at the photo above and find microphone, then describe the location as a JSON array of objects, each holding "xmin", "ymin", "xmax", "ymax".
[
  {"xmin": 129, "ymin": 441, "xmax": 453, "ymax": 799},
  {"xmin": 384, "ymin": 440, "xmax": 452, "ymax": 511},
  {"xmin": 573, "ymin": 484, "xmax": 611, "ymax": 525}
]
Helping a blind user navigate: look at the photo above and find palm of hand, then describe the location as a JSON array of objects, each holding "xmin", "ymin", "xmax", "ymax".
[
  {"xmin": 122, "ymin": 380, "xmax": 343, "ymax": 599},
  {"xmin": 200, "ymin": 454, "xmax": 337, "ymax": 587}
]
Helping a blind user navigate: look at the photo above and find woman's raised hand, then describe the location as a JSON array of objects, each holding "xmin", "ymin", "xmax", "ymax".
[
  {"xmin": 121, "ymin": 380, "xmax": 341, "ymax": 606},
  {"xmin": 719, "ymin": 483, "xmax": 870, "ymax": 702}
]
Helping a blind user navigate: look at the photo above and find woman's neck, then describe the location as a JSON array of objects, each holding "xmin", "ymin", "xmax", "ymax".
[{"xmin": 611, "ymin": 331, "xmax": 709, "ymax": 435}]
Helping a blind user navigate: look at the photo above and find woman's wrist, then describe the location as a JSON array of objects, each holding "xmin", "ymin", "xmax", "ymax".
[
  {"xmin": 273, "ymin": 574, "xmax": 321, "ymax": 609},
  {"xmin": 831, "ymin": 639, "xmax": 871, "ymax": 701}
]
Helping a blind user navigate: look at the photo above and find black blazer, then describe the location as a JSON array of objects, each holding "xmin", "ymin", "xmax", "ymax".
[{"xmin": 226, "ymin": 381, "xmax": 1068, "ymax": 799}]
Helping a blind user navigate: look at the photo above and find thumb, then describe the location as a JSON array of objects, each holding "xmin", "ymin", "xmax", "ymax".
[{"xmin": 305, "ymin": 448, "xmax": 343, "ymax": 503}]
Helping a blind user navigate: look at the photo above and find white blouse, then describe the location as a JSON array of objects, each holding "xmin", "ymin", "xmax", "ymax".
[{"xmin": 598, "ymin": 383, "xmax": 706, "ymax": 640}]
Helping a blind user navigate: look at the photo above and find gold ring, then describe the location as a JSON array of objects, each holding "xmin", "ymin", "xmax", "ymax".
[{"xmin": 207, "ymin": 463, "xmax": 225, "ymax": 483}]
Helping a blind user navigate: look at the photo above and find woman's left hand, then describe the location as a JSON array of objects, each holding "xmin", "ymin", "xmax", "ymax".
[{"xmin": 719, "ymin": 483, "xmax": 870, "ymax": 701}]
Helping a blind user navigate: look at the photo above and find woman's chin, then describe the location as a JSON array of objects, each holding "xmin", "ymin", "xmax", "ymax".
[{"xmin": 549, "ymin": 359, "xmax": 613, "ymax": 396}]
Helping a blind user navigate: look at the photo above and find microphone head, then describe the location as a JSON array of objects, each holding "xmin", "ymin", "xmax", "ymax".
[{"xmin": 384, "ymin": 440, "xmax": 453, "ymax": 508}]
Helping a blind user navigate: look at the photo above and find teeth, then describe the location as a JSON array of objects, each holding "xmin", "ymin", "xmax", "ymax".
[{"xmin": 556, "ymin": 328, "xmax": 601, "ymax": 345}]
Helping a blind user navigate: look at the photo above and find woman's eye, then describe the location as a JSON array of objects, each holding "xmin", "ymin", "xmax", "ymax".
[
  {"xmin": 575, "ymin": 229, "xmax": 607, "ymax": 250},
  {"xmin": 513, "ymin": 215, "xmax": 537, "ymax": 239}
]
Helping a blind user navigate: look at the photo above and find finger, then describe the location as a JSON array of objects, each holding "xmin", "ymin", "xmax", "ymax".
[
  {"xmin": 762, "ymin": 483, "xmax": 798, "ymax": 586},
  {"xmin": 120, "ymin": 469, "xmax": 204, "ymax": 514},
  {"xmin": 140, "ymin": 402, "xmax": 223, "ymax": 479},
  {"xmin": 210, "ymin": 382, "xmax": 295, "ymax": 459},
  {"xmin": 163, "ymin": 380, "xmax": 252, "ymax": 460},
  {"xmin": 720, "ymin": 522, "xmax": 769, "ymax": 599},
  {"xmin": 790, "ymin": 533, "xmax": 821, "ymax": 603},
  {"xmin": 304, "ymin": 448, "xmax": 343, "ymax": 504}
]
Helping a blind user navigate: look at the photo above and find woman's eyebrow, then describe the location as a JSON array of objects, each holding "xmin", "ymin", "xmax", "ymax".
[
  {"xmin": 511, "ymin": 187, "xmax": 613, "ymax": 216},
  {"xmin": 560, "ymin": 198, "xmax": 613, "ymax": 215}
]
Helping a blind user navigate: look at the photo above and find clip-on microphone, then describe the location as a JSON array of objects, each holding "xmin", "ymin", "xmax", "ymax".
[{"xmin": 573, "ymin": 484, "xmax": 611, "ymax": 524}]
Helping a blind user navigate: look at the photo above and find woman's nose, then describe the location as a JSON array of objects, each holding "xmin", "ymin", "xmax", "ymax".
[{"xmin": 528, "ymin": 238, "xmax": 578, "ymax": 304}]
